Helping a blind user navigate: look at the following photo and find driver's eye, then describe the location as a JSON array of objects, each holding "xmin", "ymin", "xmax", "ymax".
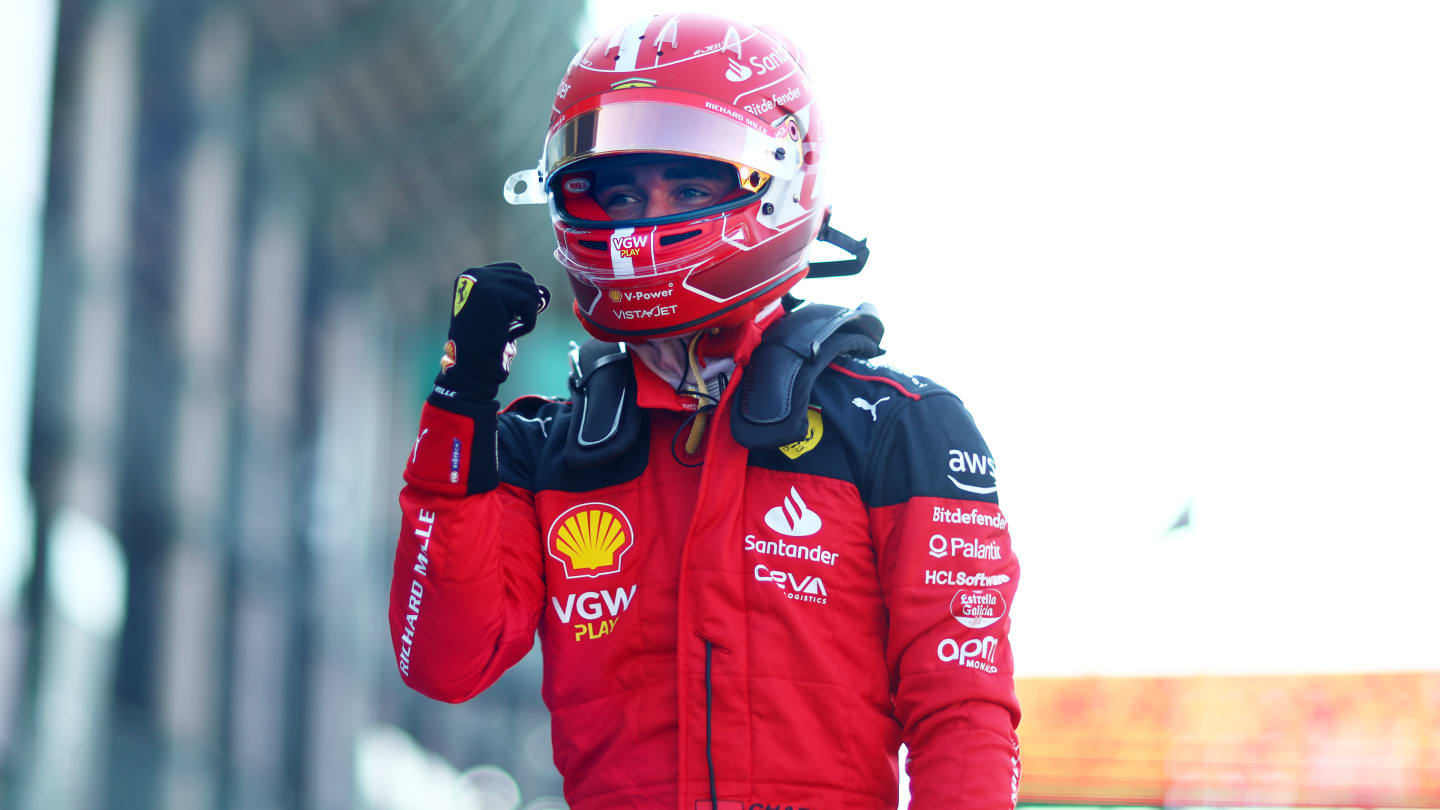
[{"xmin": 601, "ymin": 191, "xmax": 643, "ymax": 215}]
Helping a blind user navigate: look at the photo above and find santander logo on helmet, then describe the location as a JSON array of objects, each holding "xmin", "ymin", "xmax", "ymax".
[{"xmin": 501, "ymin": 12, "xmax": 869, "ymax": 342}]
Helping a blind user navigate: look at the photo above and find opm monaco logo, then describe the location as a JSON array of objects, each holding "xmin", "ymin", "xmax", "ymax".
[
  {"xmin": 611, "ymin": 233, "xmax": 650, "ymax": 258},
  {"xmin": 937, "ymin": 635, "xmax": 999, "ymax": 674}
]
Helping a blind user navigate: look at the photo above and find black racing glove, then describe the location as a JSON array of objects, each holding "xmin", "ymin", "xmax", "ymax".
[{"xmin": 427, "ymin": 262, "xmax": 550, "ymax": 418}]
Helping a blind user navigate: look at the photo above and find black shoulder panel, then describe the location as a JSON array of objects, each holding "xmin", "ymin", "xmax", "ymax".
[
  {"xmin": 745, "ymin": 355, "xmax": 1000, "ymax": 508},
  {"xmin": 497, "ymin": 394, "xmax": 650, "ymax": 493},
  {"xmin": 863, "ymin": 387, "xmax": 999, "ymax": 508},
  {"xmin": 497, "ymin": 397, "xmax": 567, "ymax": 491}
]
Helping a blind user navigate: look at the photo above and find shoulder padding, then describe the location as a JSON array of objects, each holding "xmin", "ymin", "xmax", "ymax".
[
  {"xmin": 558, "ymin": 301, "xmax": 888, "ymax": 463},
  {"xmin": 731, "ymin": 301, "xmax": 885, "ymax": 448},
  {"xmin": 563, "ymin": 340, "xmax": 644, "ymax": 468}
]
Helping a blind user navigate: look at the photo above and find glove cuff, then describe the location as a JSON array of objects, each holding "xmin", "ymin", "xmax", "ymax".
[
  {"xmin": 408, "ymin": 398, "xmax": 501, "ymax": 495},
  {"xmin": 426, "ymin": 371, "xmax": 501, "ymax": 421}
]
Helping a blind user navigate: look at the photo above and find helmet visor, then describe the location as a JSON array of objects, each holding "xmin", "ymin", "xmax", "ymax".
[
  {"xmin": 543, "ymin": 98, "xmax": 801, "ymax": 184},
  {"xmin": 550, "ymin": 154, "xmax": 762, "ymax": 227}
]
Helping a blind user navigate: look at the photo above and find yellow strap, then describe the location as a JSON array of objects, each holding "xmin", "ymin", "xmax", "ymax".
[
  {"xmin": 683, "ymin": 331, "xmax": 709, "ymax": 454},
  {"xmin": 684, "ymin": 411, "xmax": 709, "ymax": 455}
]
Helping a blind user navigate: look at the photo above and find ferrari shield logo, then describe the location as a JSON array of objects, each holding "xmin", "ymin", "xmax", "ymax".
[
  {"xmin": 453, "ymin": 274, "xmax": 476, "ymax": 317},
  {"xmin": 778, "ymin": 406, "xmax": 823, "ymax": 460}
]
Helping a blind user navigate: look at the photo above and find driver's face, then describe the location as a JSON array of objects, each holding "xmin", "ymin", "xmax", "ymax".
[{"xmin": 593, "ymin": 158, "xmax": 738, "ymax": 220}]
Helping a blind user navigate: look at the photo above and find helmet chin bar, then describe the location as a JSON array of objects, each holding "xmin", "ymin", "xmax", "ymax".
[{"xmin": 575, "ymin": 267, "xmax": 806, "ymax": 340}]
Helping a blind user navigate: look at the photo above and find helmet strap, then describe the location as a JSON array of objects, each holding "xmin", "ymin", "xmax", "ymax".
[{"xmin": 807, "ymin": 220, "xmax": 870, "ymax": 278}]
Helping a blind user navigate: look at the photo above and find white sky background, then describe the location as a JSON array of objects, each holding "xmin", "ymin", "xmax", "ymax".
[{"xmin": 582, "ymin": 1, "xmax": 1440, "ymax": 676}]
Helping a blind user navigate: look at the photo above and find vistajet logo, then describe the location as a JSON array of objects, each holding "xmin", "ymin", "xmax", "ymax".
[{"xmin": 615, "ymin": 304, "xmax": 678, "ymax": 320}]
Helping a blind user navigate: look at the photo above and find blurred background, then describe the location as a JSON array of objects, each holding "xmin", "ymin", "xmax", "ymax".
[{"xmin": 2, "ymin": 1, "xmax": 1438, "ymax": 809}]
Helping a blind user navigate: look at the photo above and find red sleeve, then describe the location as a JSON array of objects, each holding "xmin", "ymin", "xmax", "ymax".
[
  {"xmin": 870, "ymin": 393, "xmax": 1022, "ymax": 810},
  {"xmin": 388, "ymin": 402, "xmax": 545, "ymax": 702}
]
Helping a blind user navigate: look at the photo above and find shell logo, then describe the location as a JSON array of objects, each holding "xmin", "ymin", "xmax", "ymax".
[{"xmin": 547, "ymin": 502, "xmax": 635, "ymax": 579}]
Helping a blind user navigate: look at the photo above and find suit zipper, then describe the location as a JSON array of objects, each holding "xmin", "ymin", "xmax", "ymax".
[{"xmin": 705, "ymin": 639, "xmax": 718, "ymax": 809}]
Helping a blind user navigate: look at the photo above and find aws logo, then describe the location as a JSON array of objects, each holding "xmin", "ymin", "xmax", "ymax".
[{"xmin": 547, "ymin": 502, "xmax": 635, "ymax": 579}]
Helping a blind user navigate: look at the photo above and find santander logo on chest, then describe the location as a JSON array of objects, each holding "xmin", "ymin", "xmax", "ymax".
[
  {"xmin": 764, "ymin": 486, "xmax": 822, "ymax": 537},
  {"xmin": 752, "ymin": 486, "xmax": 831, "ymax": 606}
]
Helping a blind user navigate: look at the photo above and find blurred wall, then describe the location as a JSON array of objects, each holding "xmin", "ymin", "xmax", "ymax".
[{"xmin": 7, "ymin": 1, "xmax": 586, "ymax": 808}]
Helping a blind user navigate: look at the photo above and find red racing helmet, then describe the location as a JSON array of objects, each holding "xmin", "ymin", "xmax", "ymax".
[{"xmin": 504, "ymin": 13, "xmax": 866, "ymax": 341}]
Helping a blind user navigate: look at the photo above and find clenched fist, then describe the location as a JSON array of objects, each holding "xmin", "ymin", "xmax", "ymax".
[{"xmin": 427, "ymin": 262, "xmax": 549, "ymax": 415}]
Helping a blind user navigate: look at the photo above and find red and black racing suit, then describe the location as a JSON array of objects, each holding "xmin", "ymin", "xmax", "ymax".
[{"xmin": 391, "ymin": 325, "xmax": 1021, "ymax": 810}]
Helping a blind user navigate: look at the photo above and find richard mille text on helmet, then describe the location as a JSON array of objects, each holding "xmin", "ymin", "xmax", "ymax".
[{"xmin": 388, "ymin": 12, "xmax": 1021, "ymax": 810}]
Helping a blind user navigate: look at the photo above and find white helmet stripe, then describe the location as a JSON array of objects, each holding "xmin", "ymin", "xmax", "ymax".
[
  {"xmin": 615, "ymin": 16, "xmax": 652, "ymax": 72},
  {"xmin": 609, "ymin": 227, "xmax": 636, "ymax": 277}
]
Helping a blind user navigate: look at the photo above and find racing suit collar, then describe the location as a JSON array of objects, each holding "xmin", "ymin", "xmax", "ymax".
[{"xmin": 630, "ymin": 306, "xmax": 780, "ymax": 412}]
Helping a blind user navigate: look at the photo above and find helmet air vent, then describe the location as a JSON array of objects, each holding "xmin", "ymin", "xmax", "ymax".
[{"xmin": 659, "ymin": 229, "xmax": 702, "ymax": 247}]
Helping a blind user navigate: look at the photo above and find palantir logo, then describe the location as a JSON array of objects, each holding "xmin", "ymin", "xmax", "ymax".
[
  {"xmin": 724, "ymin": 56, "xmax": 752, "ymax": 82},
  {"xmin": 763, "ymin": 486, "xmax": 822, "ymax": 537}
]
